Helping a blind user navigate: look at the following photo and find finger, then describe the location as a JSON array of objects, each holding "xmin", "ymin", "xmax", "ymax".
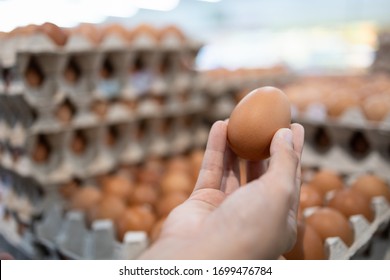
[
  {"xmin": 262, "ymin": 128, "xmax": 300, "ymax": 209},
  {"xmin": 290, "ymin": 123, "xmax": 305, "ymax": 191},
  {"xmin": 193, "ymin": 120, "xmax": 228, "ymax": 192},
  {"xmin": 221, "ymin": 145, "xmax": 241, "ymax": 194}
]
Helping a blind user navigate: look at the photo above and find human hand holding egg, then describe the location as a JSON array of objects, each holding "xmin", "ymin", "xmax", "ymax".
[{"xmin": 140, "ymin": 87, "xmax": 305, "ymax": 259}]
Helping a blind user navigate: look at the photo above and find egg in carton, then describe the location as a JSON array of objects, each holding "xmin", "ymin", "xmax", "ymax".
[
  {"xmin": 95, "ymin": 49, "xmax": 131, "ymax": 101},
  {"xmin": 119, "ymin": 119, "xmax": 147, "ymax": 165},
  {"xmin": 64, "ymin": 126, "xmax": 111, "ymax": 179},
  {"xmin": 16, "ymin": 51, "xmax": 69, "ymax": 130},
  {"xmin": 24, "ymin": 131, "xmax": 71, "ymax": 185},
  {"xmin": 64, "ymin": 23, "xmax": 103, "ymax": 52},
  {"xmin": 147, "ymin": 117, "xmax": 172, "ymax": 158},
  {"xmin": 0, "ymin": 63, "xmax": 24, "ymax": 95},
  {"xmin": 60, "ymin": 50, "xmax": 102, "ymax": 126},
  {"xmin": 169, "ymin": 115, "xmax": 194, "ymax": 156},
  {"xmin": 296, "ymin": 169, "xmax": 390, "ymax": 260},
  {"xmin": 99, "ymin": 24, "xmax": 132, "ymax": 51}
]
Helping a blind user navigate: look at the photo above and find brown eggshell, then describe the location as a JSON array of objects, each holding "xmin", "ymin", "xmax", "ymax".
[
  {"xmin": 361, "ymin": 94, "xmax": 390, "ymax": 122},
  {"xmin": 227, "ymin": 87, "xmax": 291, "ymax": 161},
  {"xmin": 116, "ymin": 205, "xmax": 156, "ymax": 241},
  {"xmin": 129, "ymin": 183, "xmax": 159, "ymax": 206},
  {"xmin": 101, "ymin": 175, "xmax": 134, "ymax": 202},
  {"xmin": 136, "ymin": 159, "xmax": 164, "ymax": 185},
  {"xmin": 350, "ymin": 174, "xmax": 390, "ymax": 202},
  {"xmin": 327, "ymin": 188, "xmax": 374, "ymax": 222},
  {"xmin": 156, "ymin": 192, "xmax": 188, "ymax": 218},
  {"xmin": 69, "ymin": 186, "xmax": 102, "ymax": 212},
  {"xmin": 309, "ymin": 169, "xmax": 344, "ymax": 196},
  {"xmin": 160, "ymin": 171, "xmax": 194, "ymax": 195},
  {"xmin": 101, "ymin": 23, "xmax": 131, "ymax": 41},
  {"xmin": 128, "ymin": 24, "xmax": 158, "ymax": 42},
  {"xmin": 32, "ymin": 141, "xmax": 50, "ymax": 163},
  {"xmin": 71, "ymin": 23, "xmax": 103, "ymax": 45},
  {"xmin": 306, "ymin": 207, "xmax": 354, "ymax": 246},
  {"xmin": 38, "ymin": 22, "xmax": 68, "ymax": 46},
  {"xmin": 299, "ymin": 183, "xmax": 324, "ymax": 210},
  {"xmin": 157, "ymin": 25, "xmax": 186, "ymax": 42},
  {"xmin": 284, "ymin": 220, "xmax": 326, "ymax": 260},
  {"xmin": 87, "ymin": 195, "xmax": 126, "ymax": 225}
]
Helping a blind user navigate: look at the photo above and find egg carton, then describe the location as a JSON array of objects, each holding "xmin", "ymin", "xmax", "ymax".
[
  {"xmin": 302, "ymin": 196, "xmax": 390, "ymax": 260},
  {"xmin": 298, "ymin": 111, "xmax": 390, "ymax": 180},
  {"xmin": 293, "ymin": 103, "xmax": 390, "ymax": 132},
  {"xmin": 32, "ymin": 203, "xmax": 149, "ymax": 260}
]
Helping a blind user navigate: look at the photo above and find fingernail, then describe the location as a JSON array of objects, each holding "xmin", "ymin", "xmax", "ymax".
[{"xmin": 277, "ymin": 128, "xmax": 293, "ymax": 146}]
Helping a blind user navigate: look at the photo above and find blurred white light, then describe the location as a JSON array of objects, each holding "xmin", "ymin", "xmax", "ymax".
[
  {"xmin": 130, "ymin": 0, "xmax": 179, "ymax": 11},
  {"xmin": 197, "ymin": 0, "xmax": 222, "ymax": 2},
  {"xmin": 0, "ymin": 0, "xmax": 138, "ymax": 32}
]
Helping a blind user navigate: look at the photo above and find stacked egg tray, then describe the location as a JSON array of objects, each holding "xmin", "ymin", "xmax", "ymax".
[
  {"xmin": 0, "ymin": 23, "xmax": 209, "ymax": 259},
  {"xmin": 197, "ymin": 67, "xmax": 295, "ymax": 122},
  {"xmin": 294, "ymin": 106, "xmax": 390, "ymax": 180},
  {"xmin": 371, "ymin": 30, "xmax": 390, "ymax": 74},
  {"xmin": 0, "ymin": 167, "xmax": 148, "ymax": 260},
  {"xmin": 299, "ymin": 169, "xmax": 390, "ymax": 260}
]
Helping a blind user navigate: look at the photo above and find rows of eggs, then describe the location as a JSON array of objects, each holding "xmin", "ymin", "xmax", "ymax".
[
  {"xmin": 10, "ymin": 116, "xmax": 201, "ymax": 169},
  {"xmin": 203, "ymin": 71, "xmax": 390, "ymax": 124},
  {"xmin": 57, "ymin": 149, "xmax": 204, "ymax": 244},
  {"xmin": 0, "ymin": 22, "xmax": 192, "ymax": 50},
  {"xmin": 281, "ymin": 74, "xmax": 390, "ymax": 123},
  {"xmin": 285, "ymin": 168, "xmax": 390, "ymax": 260}
]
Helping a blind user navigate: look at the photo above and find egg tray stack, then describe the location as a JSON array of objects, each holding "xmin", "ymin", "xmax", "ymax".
[
  {"xmin": 280, "ymin": 74, "xmax": 390, "ymax": 181},
  {"xmin": 0, "ymin": 23, "xmax": 208, "ymax": 259},
  {"xmin": 198, "ymin": 67, "xmax": 295, "ymax": 122},
  {"xmin": 371, "ymin": 30, "xmax": 390, "ymax": 74},
  {"xmin": 298, "ymin": 169, "xmax": 390, "ymax": 260}
]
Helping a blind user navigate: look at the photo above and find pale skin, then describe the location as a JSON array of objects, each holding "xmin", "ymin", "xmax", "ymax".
[{"xmin": 140, "ymin": 120, "xmax": 305, "ymax": 259}]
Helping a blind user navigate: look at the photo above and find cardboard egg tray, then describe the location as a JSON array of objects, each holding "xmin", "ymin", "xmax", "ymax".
[
  {"xmin": 300, "ymin": 169, "xmax": 390, "ymax": 260},
  {"xmin": 295, "ymin": 105, "xmax": 390, "ymax": 180},
  {"xmin": 303, "ymin": 196, "xmax": 390, "ymax": 260}
]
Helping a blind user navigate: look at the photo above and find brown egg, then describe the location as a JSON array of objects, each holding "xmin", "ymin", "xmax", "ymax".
[
  {"xmin": 361, "ymin": 94, "xmax": 390, "ymax": 122},
  {"xmin": 59, "ymin": 179, "xmax": 80, "ymax": 199},
  {"xmin": 284, "ymin": 220, "xmax": 326, "ymax": 260},
  {"xmin": 69, "ymin": 186, "xmax": 102, "ymax": 212},
  {"xmin": 327, "ymin": 188, "xmax": 374, "ymax": 222},
  {"xmin": 101, "ymin": 23, "xmax": 131, "ymax": 41},
  {"xmin": 129, "ymin": 183, "xmax": 159, "ymax": 206},
  {"xmin": 71, "ymin": 23, "xmax": 103, "ymax": 45},
  {"xmin": 157, "ymin": 25, "xmax": 186, "ymax": 42},
  {"xmin": 128, "ymin": 24, "xmax": 158, "ymax": 42},
  {"xmin": 25, "ymin": 61, "xmax": 44, "ymax": 88},
  {"xmin": 165, "ymin": 155, "xmax": 191, "ymax": 174},
  {"xmin": 38, "ymin": 22, "xmax": 68, "ymax": 46},
  {"xmin": 306, "ymin": 207, "xmax": 354, "ymax": 246},
  {"xmin": 350, "ymin": 174, "xmax": 390, "ymax": 202},
  {"xmin": 160, "ymin": 171, "xmax": 194, "ymax": 195},
  {"xmin": 299, "ymin": 183, "xmax": 324, "ymax": 210},
  {"xmin": 156, "ymin": 192, "xmax": 188, "ymax": 218},
  {"xmin": 101, "ymin": 175, "xmax": 134, "ymax": 202},
  {"xmin": 90, "ymin": 100, "xmax": 109, "ymax": 118},
  {"xmin": 227, "ymin": 87, "xmax": 291, "ymax": 160},
  {"xmin": 70, "ymin": 132, "xmax": 87, "ymax": 155},
  {"xmin": 326, "ymin": 91, "xmax": 359, "ymax": 118},
  {"xmin": 55, "ymin": 101, "xmax": 75, "ymax": 123},
  {"xmin": 87, "ymin": 195, "xmax": 126, "ymax": 225},
  {"xmin": 32, "ymin": 139, "xmax": 50, "ymax": 163},
  {"xmin": 309, "ymin": 169, "xmax": 344, "ymax": 196},
  {"xmin": 116, "ymin": 205, "xmax": 156, "ymax": 241},
  {"xmin": 137, "ymin": 159, "xmax": 164, "ymax": 185}
]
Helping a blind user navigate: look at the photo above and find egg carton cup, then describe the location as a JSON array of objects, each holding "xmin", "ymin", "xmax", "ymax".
[
  {"xmin": 294, "ymin": 104, "xmax": 390, "ymax": 131},
  {"xmin": 35, "ymin": 204, "xmax": 149, "ymax": 260},
  {"xmin": 306, "ymin": 196, "xmax": 390, "ymax": 260},
  {"xmin": 300, "ymin": 120, "xmax": 390, "ymax": 180},
  {"xmin": 0, "ymin": 64, "xmax": 24, "ymax": 95},
  {"xmin": 118, "ymin": 121, "xmax": 148, "ymax": 165},
  {"xmin": 94, "ymin": 50, "xmax": 133, "ymax": 100},
  {"xmin": 16, "ymin": 51, "xmax": 68, "ymax": 108}
]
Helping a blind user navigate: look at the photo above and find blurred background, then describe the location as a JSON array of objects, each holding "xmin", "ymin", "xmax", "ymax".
[{"xmin": 1, "ymin": 0, "xmax": 390, "ymax": 261}]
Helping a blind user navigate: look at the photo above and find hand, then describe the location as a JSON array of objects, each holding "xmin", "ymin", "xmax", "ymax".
[{"xmin": 140, "ymin": 120, "xmax": 305, "ymax": 259}]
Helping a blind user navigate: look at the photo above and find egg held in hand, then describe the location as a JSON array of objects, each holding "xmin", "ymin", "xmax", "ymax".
[{"xmin": 227, "ymin": 87, "xmax": 291, "ymax": 161}]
